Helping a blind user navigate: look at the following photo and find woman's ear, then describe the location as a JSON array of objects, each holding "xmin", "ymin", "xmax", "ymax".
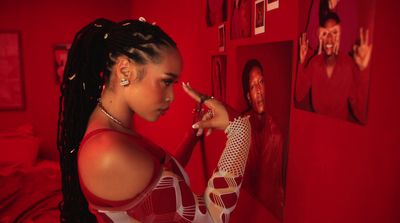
[{"xmin": 115, "ymin": 57, "xmax": 136, "ymax": 86}]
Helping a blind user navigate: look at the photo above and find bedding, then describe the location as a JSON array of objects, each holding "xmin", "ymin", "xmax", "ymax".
[
  {"xmin": 0, "ymin": 124, "xmax": 61, "ymax": 222},
  {"xmin": 0, "ymin": 160, "xmax": 62, "ymax": 223}
]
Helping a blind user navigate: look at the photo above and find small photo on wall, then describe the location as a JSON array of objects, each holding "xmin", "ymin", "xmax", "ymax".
[
  {"xmin": 267, "ymin": 0, "xmax": 279, "ymax": 11},
  {"xmin": 295, "ymin": 0, "xmax": 376, "ymax": 125},
  {"xmin": 54, "ymin": 43, "xmax": 71, "ymax": 84},
  {"xmin": 230, "ymin": 0, "xmax": 252, "ymax": 39},
  {"xmin": 210, "ymin": 55, "xmax": 227, "ymax": 102},
  {"xmin": 255, "ymin": 0, "xmax": 265, "ymax": 35},
  {"xmin": 218, "ymin": 24, "xmax": 225, "ymax": 52},
  {"xmin": 206, "ymin": 0, "xmax": 228, "ymax": 27}
]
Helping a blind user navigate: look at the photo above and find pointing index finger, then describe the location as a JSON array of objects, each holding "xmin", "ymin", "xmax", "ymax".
[
  {"xmin": 182, "ymin": 82, "xmax": 215, "ymax": 109},
  {"xmin": 182, "ymin": 82, "xmax": 201, "ymax": 102}
]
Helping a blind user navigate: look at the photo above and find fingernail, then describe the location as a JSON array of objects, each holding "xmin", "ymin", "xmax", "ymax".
[{"xmin": 192, "ymin": 123, "xmax": 199, "ymax": 129}]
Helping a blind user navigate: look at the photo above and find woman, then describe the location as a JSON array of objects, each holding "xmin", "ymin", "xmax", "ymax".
[
  {"xmin": 57, "ymin": 18, "xmax": 251, "ymax": 223},
  {"xmin": 297, "ymin": 12, "xmax": 371, "ymax": 124},
  {"xmin": 241, "ymin": 59, "xmax": 284, "ymax": 219}
]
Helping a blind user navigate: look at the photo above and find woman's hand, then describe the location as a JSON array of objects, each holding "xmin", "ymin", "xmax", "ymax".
[
  {"xmin": 353, "ymin": 27, "xmax": 372, "ymax": 71},
  {"xmin": 182, "ymin": 82, "xmax": 229, "ymax": 135},
  {"xmin": 299, "ymin": 32, "xmax": 309, "ymax": 64},
  {"xmin": 328, "ymin": 0, "xmax": 339, "ymax": 10}
]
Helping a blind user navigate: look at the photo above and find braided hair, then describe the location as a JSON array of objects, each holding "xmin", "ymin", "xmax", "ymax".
[
  {"xmin": 57, "ymin": 18, "xmax": 177, "ymax": 223},
  {"xmin": 241, "ymin": 59, "xmax": 263, "ymax": 111}
]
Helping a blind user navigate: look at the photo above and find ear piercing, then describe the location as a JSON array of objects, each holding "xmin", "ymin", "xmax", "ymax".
[
  {"xmin": 120, "ymin": 78, "xmax": 130, "ymax": 86},
  {"xmin": 120, "ymin": 68, "xmax": 130, "ymax": 86}
]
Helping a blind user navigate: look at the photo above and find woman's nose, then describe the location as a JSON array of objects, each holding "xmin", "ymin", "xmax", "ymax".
[
  {"xmin": 166, "ymin": 89, "xmax": 174, "ymax": 102},
  {"xmin": 327, "ymin": 32, "xmax": 334, "ymax": 40}
]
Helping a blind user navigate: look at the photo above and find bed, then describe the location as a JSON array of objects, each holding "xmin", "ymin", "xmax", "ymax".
[{"xmin": 0, "ymin": 124, "xmax": 61, "ymax": 222}]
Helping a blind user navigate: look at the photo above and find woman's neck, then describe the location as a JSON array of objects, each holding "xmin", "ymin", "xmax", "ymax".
[
  {"xmin": 324, "ymin": 54, "xmax": 337, "ymax": 78},
  {"xmin": 92, "ymin": 90, "xmax": 134, "ymax": 133},
  {"xmin": 324, "ymin": 53, "xmax": 337, "ymax": 65}
]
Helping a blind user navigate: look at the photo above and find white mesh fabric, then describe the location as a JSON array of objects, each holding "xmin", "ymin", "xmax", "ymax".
[
  {"xmin": 205, "ymin": 116, "xmax": 251, "ymax": 223},
  {"xmin": 218, "ymin": 116, "xmax": 251, "ymax": 176}
]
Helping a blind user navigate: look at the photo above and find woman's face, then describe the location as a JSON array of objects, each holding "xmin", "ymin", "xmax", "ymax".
[
  {"xmin": 320, "ymin": 19, "xmax": 341, "ymax": 56},
  {"xmin": 248, "ymin": 66, "xmax": 265, "ymax": 114},
  {"xmin": 125, "ymin": 48, "xmax": 182, "ymax": 122}
]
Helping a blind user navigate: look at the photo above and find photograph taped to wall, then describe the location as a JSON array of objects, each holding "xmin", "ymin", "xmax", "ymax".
[
  {"xmin": 235, "ymin": 41, "xmax": 293, "ymax": 222},
  {"xmin": 210, "ymin": 55, "xmax": 227, "ymax": 102},
  {"xmin": 230, "ymin": 0, "xmax": 252, "ymax": 39},
  {"xmin": 54, "ymin": 43, "xmax": 71, "ymax": 84},
  {"xmin": 255, "ymin": 0, "xmax": 265, "ymax": 35},
  {"xmin": 0, "ymin": 32, "xmax": 25, "ymax": 111},
  {"xmin": 218, "ymin": 24, "xmax": 225, "ymax": 52},
  {"xmin": 206, "ymin": 0, "xmax": 227, "ymax": 27},
  {"xmin": 295, "ymin": 0, "xmax": 376, "ymax": 125},
  {"xmin": 267, "ymin": 0, "xmax": 279, "ymax": 11}
]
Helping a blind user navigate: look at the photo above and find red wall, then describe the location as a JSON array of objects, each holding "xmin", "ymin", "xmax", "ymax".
[
  {"xmin": 131, "ymin": 0, "xmax": 400, "ymax": 223},
  {"xmin": 0, "ymin": 0, "xmax": 131, "ymax": 160},
  {"xmin": 1, "ymin": 0, "xmax": 399, "ymax": 222}
]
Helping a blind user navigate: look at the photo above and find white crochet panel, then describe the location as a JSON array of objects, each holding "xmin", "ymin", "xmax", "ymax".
[{"xmin": 219, "ymin": 116, "xmax": 251, "ymax": 176}]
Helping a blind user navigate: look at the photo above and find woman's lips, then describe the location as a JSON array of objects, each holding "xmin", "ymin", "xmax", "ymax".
[{"xmin": 158, "ymin": 107, "xmax": 169, "ymax": 115}]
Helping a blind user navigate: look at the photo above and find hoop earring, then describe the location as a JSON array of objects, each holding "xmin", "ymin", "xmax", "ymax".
[{"xmin": 120, "ymin": 78, "xmax": 130, "ymax": 87}]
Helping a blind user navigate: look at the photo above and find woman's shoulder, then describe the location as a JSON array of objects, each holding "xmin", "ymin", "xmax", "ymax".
[{"xmin": 78, "ymin": 129, "xmax": 157, "ymax": 202}]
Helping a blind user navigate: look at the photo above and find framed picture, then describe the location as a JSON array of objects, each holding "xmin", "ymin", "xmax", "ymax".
[
  {"xmin": 54, "ymin": 44, "xmax": 71, "ymax": 84},
  {"xmin": 267, "ymin": 0, "xmax": 279, "ymax": 11},
  {"xmin": 211, "ymin": 55, "xmax": 227, "ymax": 102},
  {"xmin": 0, "ymin": 32, "xmax": 25, "ymax": 111},
  {"xmin": 295, "ymin": 0, "xmax": 376, "ymax": 125},
  {"xmin": 230, "ymin": 0, "xmax": 252, "ymax": 39},
  {"xmin": 218, "ymin": 24, "xmax": 225, "ymax": 52},
  {"xmin": 255, "ymin": 0, "xmax": 265, "ymax": 35},
  {"xmin": 236, "ymin": 41, "xmax": 293, "ymax": 221},
  {"xmin": 206, "ymin": 0, "xmax": 228, "ymax": 27}
]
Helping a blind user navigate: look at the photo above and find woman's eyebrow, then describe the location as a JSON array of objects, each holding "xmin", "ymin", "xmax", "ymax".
[{"xmin": 164, "ymin": 72, "xmax": 179, "ymax": 79}]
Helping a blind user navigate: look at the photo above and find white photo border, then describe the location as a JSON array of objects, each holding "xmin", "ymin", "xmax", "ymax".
[
  {"xmin": 267, "ymin": 0, "xmax": 279, "ymax": 11},
  {"xmin": 255, "ymin": 0, "xmax": 266, "ymax": 35},
  {"xmin": 218, "ymin": 24, "xmax": 225, "ymax": 52}
]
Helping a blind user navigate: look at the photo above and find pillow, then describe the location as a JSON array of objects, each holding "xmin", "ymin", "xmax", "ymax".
[
  {"xmin": 0, "ymin": 123, "xmax": 35, "ymax": 138},
  {"xmin": 0, "ymin": 124, "xmax": 41, "ymax": 173}
]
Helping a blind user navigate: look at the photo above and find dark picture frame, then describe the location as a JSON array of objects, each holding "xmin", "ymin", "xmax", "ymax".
[
  {"xmin": 206, "ymin": 0, "xmax": 228, "ymax": 27},
  {"xmin": 54, "ymin": 43, "xmax": 71, "ymax": 84},
  {"xmin": 0, "ymin": 31, "xmax": 25, "ymax": 111},
  {"xmin": 211, "ymin": 55, "xmax": 227, "ymax": 102},
  {"xmin": 230, "ymin": 0, "xmax": 252, "ymax": 40}
]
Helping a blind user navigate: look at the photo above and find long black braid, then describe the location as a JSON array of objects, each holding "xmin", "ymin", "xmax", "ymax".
[{"xmin": 57, "ymin": 18, "xmax": 176, "ymax": 223}]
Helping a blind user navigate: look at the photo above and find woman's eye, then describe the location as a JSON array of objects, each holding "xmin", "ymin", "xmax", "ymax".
[{"xmin": 163, "ymin": 79, "xmax": 175, "ymax": 86}]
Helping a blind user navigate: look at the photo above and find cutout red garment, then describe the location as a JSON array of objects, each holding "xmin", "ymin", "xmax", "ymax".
[{"xmin": 78, "ymin": 116, "xmax": 251, "ymax": 223}]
